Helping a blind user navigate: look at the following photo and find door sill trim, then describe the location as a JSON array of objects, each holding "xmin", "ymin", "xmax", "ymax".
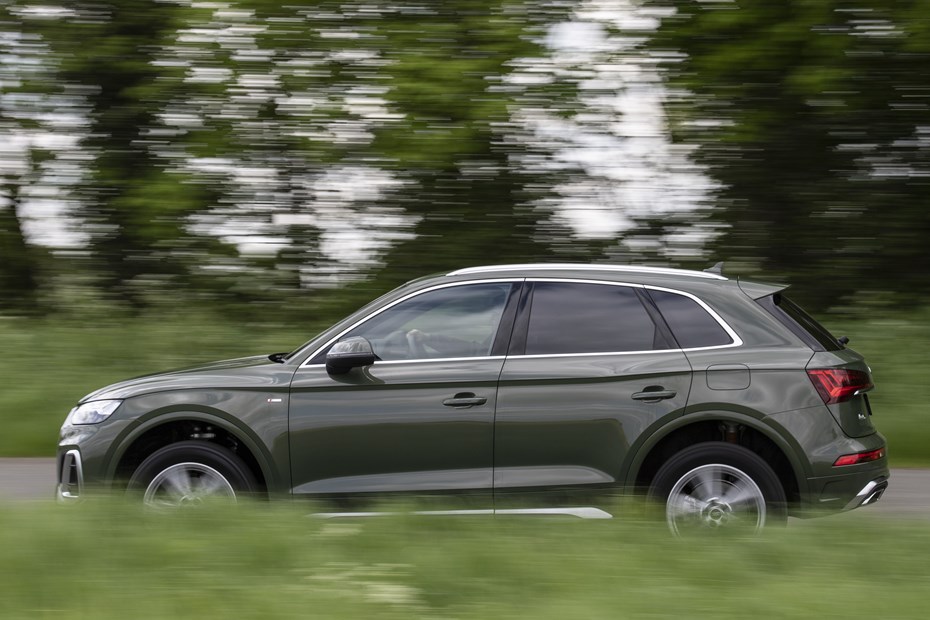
[{"xmin": 310, "ymin": 507, "xmax": 613, "ymax": 520}]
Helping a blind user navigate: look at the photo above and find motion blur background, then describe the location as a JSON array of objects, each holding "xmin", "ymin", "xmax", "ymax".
[
  {"xmin": 1, "ymin": 3, "xmax": 929, "ymax": 617},
  {"xmin": 0, "ymin": 0, "xmax": 928, "ymax": 461}
]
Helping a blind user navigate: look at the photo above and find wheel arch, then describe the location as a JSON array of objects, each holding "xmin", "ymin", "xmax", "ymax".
[
  {"xmin": 105, "ymin": 408, "xmax": 280, "ymax": 495},
  {"xmin": 624, "ymin": 410, "xmax": 808, "ymax": 506}
]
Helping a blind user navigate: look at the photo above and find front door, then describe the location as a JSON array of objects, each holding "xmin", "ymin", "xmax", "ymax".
[{"xmin": 288, "ymin": 281, "xmax": 519, "ymax": 506}]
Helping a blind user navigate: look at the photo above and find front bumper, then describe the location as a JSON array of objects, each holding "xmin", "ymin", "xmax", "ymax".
[{"xmin": 56, "ymin": 449, "xmax": 84, "ymax": 503}]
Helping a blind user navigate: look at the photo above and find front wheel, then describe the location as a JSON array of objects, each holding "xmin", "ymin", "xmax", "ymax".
[
  {"xmin": 127, "ymin": 441, "xmax": 257, "ymax": 510},
  {"xmin": 648, "ymin": 442, "xmax": 787, "ymax": 536}
]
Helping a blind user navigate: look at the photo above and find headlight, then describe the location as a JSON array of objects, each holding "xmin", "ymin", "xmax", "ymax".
[{"xmin": 67, "ymin": 400, "xmax": 122, "ymax": 425}]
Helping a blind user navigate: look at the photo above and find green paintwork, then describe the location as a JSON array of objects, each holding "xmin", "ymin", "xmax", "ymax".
[{"xmin": 58, "ymin": 265, "xmax": 889, "ymax": 516}]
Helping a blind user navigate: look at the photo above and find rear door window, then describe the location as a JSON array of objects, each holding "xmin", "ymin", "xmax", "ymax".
[{"xmin": 524, "ymin": 282, "xmax": 670, "ymax": 355}]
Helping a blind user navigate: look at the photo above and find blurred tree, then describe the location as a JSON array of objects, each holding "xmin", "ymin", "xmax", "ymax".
[
  {"xmin": 367, "ymin": 1, "xmax": 604, "ymax": 289},
  {"xmin": 41, "ymin": 1, "xmax": 216, "ymax": 309},
  {"xmin": 0, "ymin": 3, "xmax": 65, "ymax": 313},
  {"xmin": 0, "ymin": 188, "xmax": 40, "ymax": 311},
  {"xmin": 652, "ymin": 0, "xmax": 930, "ymax": 309}
]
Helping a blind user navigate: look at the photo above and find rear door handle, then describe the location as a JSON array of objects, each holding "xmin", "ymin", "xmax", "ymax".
[
  {"xmin": 632, "ymin": 388, "xmax": 677, "ymax": 402},
  {"xmin": 443, "ymin": 393, "xmax": 488, "ymax": 408}
]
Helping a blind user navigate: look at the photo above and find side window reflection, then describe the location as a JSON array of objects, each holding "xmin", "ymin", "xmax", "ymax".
[
  {"xmin": 341, "ymin": 283, "xmax": 512, "ymax": 361},
  {"xmin": 525, "ymin": 282, "xmax": 666, "ymax": 354}
]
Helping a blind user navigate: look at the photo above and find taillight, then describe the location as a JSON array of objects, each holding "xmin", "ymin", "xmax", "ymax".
[
  {"xmin": 807, "ymin": 368, "xmax": 873, "ymax": 405},
  {"xmin": 833, "ymin": 448, "xmax": 885, "ymax": 467}
]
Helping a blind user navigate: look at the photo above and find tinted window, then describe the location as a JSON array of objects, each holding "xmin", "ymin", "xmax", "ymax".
[
  {"xmin": 648, "ymin": 289, "xmax": 734, "ymax": 349},
  {"xmin": 342, "ymin": 283, "xmax": 512, "ymax": 361},
  {"xmin": 525, "ymin": 282, "xmax": 666, "ymax": 355},
  {"xmin": 757, "ymin": 293, "xmax": 842, "ymax": 352}
]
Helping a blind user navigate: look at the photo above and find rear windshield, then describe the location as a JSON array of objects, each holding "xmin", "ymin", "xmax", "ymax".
[{"xmin": 757, "ymin": 293, "xmax": 842, "ymax": 351}]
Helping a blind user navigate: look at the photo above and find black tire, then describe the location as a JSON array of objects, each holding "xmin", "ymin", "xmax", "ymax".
[
  {"xmin": 127, "ymin": 441, "xmax": 257, "ymax": 509},
  {"xmin": 648, "ymin": 442, "xmax": 787, "ymax": 536}
]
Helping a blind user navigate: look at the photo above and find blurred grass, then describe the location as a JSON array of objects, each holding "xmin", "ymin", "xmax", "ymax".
[
  {"xmin": 824, "ymin": 311, "xmax": 927, "ymax": 467},
  {"xmin": 0, "ymin": 501, "xmax": 927, "ymax": 619},
  {"xmin": 0, "ymin": 313, "xmax": 308, "ymax": 457},
  {"xmin": 0, "ymin": 308, "xmax": 924, "ymax": 464}
]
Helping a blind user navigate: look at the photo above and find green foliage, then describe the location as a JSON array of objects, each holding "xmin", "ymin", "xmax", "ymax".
[
  {"xmin": 1, "ymin": 0, "xmax": 929, "ymax": 320},
  {"xmin": 0, "ymin": 0, "xmax": 600, "ymax": 313},
  {"xmin": 0, "ymin": 501, "xmax": 927, "ymax": 618},
  {"xmin": 652, "ymin": 0, "xmax": 930, "ymax": 311}
]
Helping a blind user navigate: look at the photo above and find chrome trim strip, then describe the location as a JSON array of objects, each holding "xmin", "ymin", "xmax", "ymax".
[
  {"xmin": 311, "ymin": 507, "xmax": 613, "ymax": 520},
  {"xmin": 372, "ymin": 356, "xmax": 506, "ymax": 366},
  {"xmin": 510, "ymin": 349, "xmax": 681, "ymax": 360},
  {"xmin": 56, "ymin": 449, "xmax": 83, "ymax": 503},
  {"xmin": 645, "ymin": 284, "xmax": 744, "ymax": 350},
  {"xmin": 494, "ymin": 507, "xmax": 613, "ymax": 519},
  {"xmin": 300, "ymin": 278, "xmax": 521, "ymax": 368},
  {"xmin": 301, "ymin": 276, "xmax": 743, "ymax": 368},
  {"xmin": 312, "ymin": 510, "xmax": 495, "ymax": 519},
  {"xmin": 448, "ymin": 263, "xmax": 727, "ymax": 281},
  {"xmin": 506, "ymin": 278, "xmax": 743, "ymax": 356}
]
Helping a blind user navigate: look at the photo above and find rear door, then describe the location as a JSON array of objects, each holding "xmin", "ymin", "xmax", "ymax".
[{"xmin": 493, "ymin": 280, "xmax": 693, "ymax": 507}]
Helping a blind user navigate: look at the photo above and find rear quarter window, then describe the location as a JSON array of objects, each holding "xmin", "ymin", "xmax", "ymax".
[{"xmin": 647, "ymin": 289, "xmax": 734, "ymax": 349}]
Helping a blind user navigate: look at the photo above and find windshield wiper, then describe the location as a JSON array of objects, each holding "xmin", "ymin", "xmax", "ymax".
[{"xmin": 268, "ymin": 352, "xmax": 290, "ymax": 363}]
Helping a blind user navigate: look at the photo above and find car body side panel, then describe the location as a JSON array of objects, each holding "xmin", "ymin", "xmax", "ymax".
[
  {"xmin": 494, "ymin": 350, "xmax": 693, "ymax": 496},
  {"xmin": 682, "ymin": 347, "xmax": 820, "ymax": 417},
  {"xmin": 288, "ymin": 360, "xmax": 501, "ymax": 501}
]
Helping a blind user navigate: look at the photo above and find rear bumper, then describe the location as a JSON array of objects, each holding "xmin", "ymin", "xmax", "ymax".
[
  {"xmin": 844, "ymin": 476, "xmax": 888, "ymax": 511},
  {"xmin": 803, "ymin": 459, "xmax": 890, "ymax": 514}
]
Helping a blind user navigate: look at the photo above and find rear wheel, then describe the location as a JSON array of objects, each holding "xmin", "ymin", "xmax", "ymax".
[
  {"xmin": 648, "ymin": 442, "xmax": 787, "ymax": 536},
  {"xmin": 127, "ymin": 441, "xmax": 257, "ymax": 510}
]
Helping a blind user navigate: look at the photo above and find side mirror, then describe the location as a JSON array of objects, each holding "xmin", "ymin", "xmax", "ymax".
[{"xmin": 326, "ymin": 337, "xmax": 378, "ymax": 375}]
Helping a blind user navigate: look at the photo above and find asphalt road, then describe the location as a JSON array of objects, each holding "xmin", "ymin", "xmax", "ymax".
[{"xmin": 1, "ymin": 458, "xmax": 926, "ymax": 521}]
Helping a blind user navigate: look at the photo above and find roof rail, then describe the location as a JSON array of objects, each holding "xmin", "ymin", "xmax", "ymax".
[{"xmin": 446, "ymin": 263, "xmax": 727, "ymax": 281}]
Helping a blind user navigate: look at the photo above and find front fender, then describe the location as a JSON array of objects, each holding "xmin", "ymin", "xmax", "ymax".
[{"xmin": 103, "ymin": 395, "xmax": 289, "ymax": 495}]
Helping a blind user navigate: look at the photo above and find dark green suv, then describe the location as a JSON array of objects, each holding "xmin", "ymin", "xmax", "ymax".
[{"xmin": 57, "ymin": 264, "xmax": 888, "ymax": 534}]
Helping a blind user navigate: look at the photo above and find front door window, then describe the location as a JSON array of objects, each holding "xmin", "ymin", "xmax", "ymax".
[{"xmin": 341, "ymin": 283, "xmax": 512, "ymax": 361}]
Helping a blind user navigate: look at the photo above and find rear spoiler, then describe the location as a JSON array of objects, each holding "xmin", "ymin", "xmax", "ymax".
[{"xmin": 737, "ymin": 277, "xmax": 789, "ymax": 300}]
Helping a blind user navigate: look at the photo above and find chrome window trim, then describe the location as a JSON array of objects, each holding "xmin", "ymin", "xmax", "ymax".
[
  {"xmin": 509, "ymin": 278, "xmax": 742, "ymax": 358},
  {"xmin": 509, "ymin": 349, "xmax": 683, "ymax": 360},
  {"xmin": 301, "ymin": 276, "xmax": 743, "ymax": 368},
  {"xmin": 303, "ymin": 355, "xmax": 507, "ymax": 368},
  {"xmin": 448, "ymin": 263, "xmax": 727, "ymax": 281},
  {"xmin": 300, "ymin": 278, "xmax": 521, "ymax": 367},
  {"xmin": 366, "ymin": 355, "xmax": 507, "ymax": 366},
  {"xmin": 644, "ymin": 284, "xmax": 743, "ymax": 350}
]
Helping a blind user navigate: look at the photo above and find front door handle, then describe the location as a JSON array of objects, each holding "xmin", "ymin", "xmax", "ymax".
[
  {"xmin": 443, "ymin": 393, "xmax": 488, "ymax": 408},
  {"xmin": 632, "ymin": 387, "xmax": 677, "ymax": 403}
]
